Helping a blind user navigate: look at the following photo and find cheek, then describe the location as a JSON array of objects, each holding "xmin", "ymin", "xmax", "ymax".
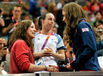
[{"xmin": 27, "ymin": 29, "xmax": 31, "ymax": 35}]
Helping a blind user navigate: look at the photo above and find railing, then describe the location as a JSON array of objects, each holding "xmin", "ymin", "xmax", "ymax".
[{"xmin": 0, "ymin": 72, "xmax": 103, "ymax": 76}]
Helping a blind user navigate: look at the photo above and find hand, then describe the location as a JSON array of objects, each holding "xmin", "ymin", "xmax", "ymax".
[
  {"xmin": 0, "ymin": 47, "xmax": 8, "ymax": 57},
  {"xmin": 42, "ymin": 48, "xmax": 54, "ymax": 56},
  {"xmin": 8, "ymin": 23, "xmax": 14, "ymax": 29},
  {"xmin": 66, "ymin": 63, "xmax": 73, "ymax": 70},
  {"xmin": 47, "ymin": 65, "xmax": 59, "ymax": 72}
]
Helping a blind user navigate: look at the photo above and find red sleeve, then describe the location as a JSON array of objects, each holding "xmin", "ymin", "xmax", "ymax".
[{"xmin": 14, "ymin": 40, "xmax": 31, "ymax": 72}]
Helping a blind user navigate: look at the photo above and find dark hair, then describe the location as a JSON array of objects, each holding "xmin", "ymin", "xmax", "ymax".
[
  {"xmin": 9, "ymin": 20, "xmax": 33, "ymax": 49},
  {"xmin": 12, "ymin": 4, "xmax": 22, "ymax": 11},
  {"xmin": 0, "ymin": 8, "xmax": 2, "ymax": 14}
]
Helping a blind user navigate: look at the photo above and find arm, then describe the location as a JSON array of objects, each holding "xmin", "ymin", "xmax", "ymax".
[
  {"xmin": 33, "ymin": 51, "xmax": 45, "ymax": 59},
  {"xmin": 51, "ymin": 49, "xmax": 65, "ymax": 61},
  {"xmin": 34, "ymin": 48, "xmax": 65, "ymax": 61},
  {"xmin": 18, "ymin": 1, "xmax": 29, "ymax": 11},
  {"xmin": 2, "ymin": 23, "xmax": 14, "ymax": 35},
  {"xmin": 0, "ymin": 17, "xmax": 5, "ymax": 27},
  {"xmin": 15, "ymin": 40, "xmax": 58, "ymax": 72},
  {"xmin": 28, "ymin": 63, "xmax": 58, "ymax": 72}
]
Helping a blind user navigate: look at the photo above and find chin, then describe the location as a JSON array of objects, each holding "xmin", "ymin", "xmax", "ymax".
[{"xmin": 29, "ymin": 36, "xmax": 35, "ymax": 39}]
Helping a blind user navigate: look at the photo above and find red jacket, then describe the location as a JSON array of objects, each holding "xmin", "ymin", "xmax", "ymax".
[{"xmin": 9, "ymin": 40, "xmax": 35, "ymax": 74}]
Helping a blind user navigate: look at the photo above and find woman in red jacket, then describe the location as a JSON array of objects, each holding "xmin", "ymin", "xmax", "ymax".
[{"xmin": 9, "ymin": 20, "xmax": 58, "ymax": 74}]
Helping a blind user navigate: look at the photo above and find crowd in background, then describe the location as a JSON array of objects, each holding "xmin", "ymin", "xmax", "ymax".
[{"xmin": 0, "ymin": 0, "xmax": 103, "ymax": 74}]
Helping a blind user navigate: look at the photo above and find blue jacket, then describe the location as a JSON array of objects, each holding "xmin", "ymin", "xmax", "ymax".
[{"xmin": 70, "ymin": 19, "xmax": 100, "ymax": 71}]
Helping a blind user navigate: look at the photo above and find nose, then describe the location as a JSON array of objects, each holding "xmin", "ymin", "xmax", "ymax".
[
  {"xmin": 63, "ymin": 17, "xmax": 65, "ymax": 22},
  {"xmin": 51, "ymin": 20, "xmax": 55, "ymax": 25}
]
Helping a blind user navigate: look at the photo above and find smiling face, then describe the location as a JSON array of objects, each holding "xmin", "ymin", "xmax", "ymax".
[{"xmin": 27, "ymin": 22, "xmax": 37, "ymax": 39}]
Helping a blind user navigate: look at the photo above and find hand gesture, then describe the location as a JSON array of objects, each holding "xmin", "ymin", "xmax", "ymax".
[
  {"xmin": 42, "ymin": 48, "xmax": 54, "ymax": 56},
  {"xmin": 47, "ymin": 65, "xmax": 59, "ymax": 72}
]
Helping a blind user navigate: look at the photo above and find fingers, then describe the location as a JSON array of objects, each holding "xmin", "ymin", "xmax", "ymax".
[
  {"xmin": 42, "ymin": 48, "xmax": 53, "ymax": 56},
  {"xmin": 47, "ymin": 66, "xmax": 59, "ymax": 72}
]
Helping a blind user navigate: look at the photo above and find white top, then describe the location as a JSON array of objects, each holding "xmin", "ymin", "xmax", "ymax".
[{"xmin": 33, "ymin": 32, "xmax": 65, "ymax": 67}]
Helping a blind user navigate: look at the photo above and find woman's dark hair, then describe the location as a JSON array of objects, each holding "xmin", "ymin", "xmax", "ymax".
[{"xmin": 9, "ymin": 20, "xmax": 33, "ymax": 49}]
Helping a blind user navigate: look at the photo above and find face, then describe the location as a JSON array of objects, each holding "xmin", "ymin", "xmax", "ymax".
[
  {"xmin": 27, "ymin": 22, "xmax": 37, "ymax": 39},
  {"xmin": 13, "ymin": 7, "xmax": 22, "ymax": 18},
  {"xmin": 42, "ymin": 13, "xmax": 55, "ymax": 32},
  {"xmin": 0, "ymin": 38, "xmax": 7, "ymax": 49},
  {"xmin": 95, "ymin": 12, "xmax": 102, "ymax": 20},
  {"xmin": 62, "ymin": 10, "xmax": 68, "ymax": 25}
]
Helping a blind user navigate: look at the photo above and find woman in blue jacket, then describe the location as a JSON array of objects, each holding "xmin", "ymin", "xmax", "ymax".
[{"xmin": 62, "ymin": 2, "xmax": 100, "ymax": 71}]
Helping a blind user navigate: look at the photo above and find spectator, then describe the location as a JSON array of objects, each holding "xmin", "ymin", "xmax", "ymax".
[
  {"xmin": 91, "ymin": 11, "xmax": 103, "ymax": 27},
  {"xmin": 89, "ymin": 0, "xmax": 103, "ymax": 16},
  {"xmin": 16, "ymin": 0, "xmax": 30, "ymax": 16},
  {"xmin": 62, "ymin": 2, "xmax": 100, "ymax": 71},
  {"xmin": 33, "ymin": 13, "xmax": 65, "ymax": 72},
  {"xmin": 9, "ymin": 20, "xmax": 58, "ymax": 74},
  {"xmin": 2, "ymin": 4, "xmax": 22, "ymax": 46},
  {"xmin": 0, "ymin": 37, "xmax": 8, "ymax": 75}
]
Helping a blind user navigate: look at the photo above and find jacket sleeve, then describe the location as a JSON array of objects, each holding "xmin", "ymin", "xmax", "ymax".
[{"xmin": 14, "ymin": 40, "xmax": 31, "ymax": 72}]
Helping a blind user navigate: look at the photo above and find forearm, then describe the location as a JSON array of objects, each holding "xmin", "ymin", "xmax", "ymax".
[
  {"xmin": 33, "ymin": 52, "xmax": 43, "ymax": 59},
  {"xmin": 2, "ymin": 24, "xmax": 13, "ymax": 35},
  {"xmin": 28, "ymin": 63, "xmax": 46, "ymax": 72},
  {"xmin": 0, "ymin": 18, "xmax": 5, "ymax": 26},
  {"xmin": 21, "ymin": 2, "xmax": 29, "ymax": 11},
  {"xmin": 52, "ymin": 52, "xmax": 65, "ymax": 61}
]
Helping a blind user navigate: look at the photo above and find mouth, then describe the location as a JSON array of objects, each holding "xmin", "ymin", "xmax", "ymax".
[{"xmin": 32, "ymin": 32, "xmax": 36, "ymax": 35}]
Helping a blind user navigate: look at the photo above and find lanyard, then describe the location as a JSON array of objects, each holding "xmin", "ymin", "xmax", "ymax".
[
  {"xmin": 65, "ymin": 49, "xmax": 74, "ymax": 63},
  {"xmin": 12, "ymin": 17, "xmax": 21, "ymax": 26},
  {"xmin": 65, "ymin": 51, "xmax": 70, "ymax": 63},
  {"xmin": 40, "ymin": 32, "xmax": 53, "ymax": 50}
]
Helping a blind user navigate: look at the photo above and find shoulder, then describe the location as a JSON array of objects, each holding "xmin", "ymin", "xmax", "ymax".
[
  {"xmin": 77, "ymin": 21, "xmax": 92, "ymax": 30},
  {"xmin": 53, "ymin": 33, "xmax": 63, "ymax": 43},
  {"xmin": 53, "ymin": 33, "xmax": 62, "ymax": 38},
  {"xmin": 13, "ymin": 40, "xmax": 27, "ymax": 46}
]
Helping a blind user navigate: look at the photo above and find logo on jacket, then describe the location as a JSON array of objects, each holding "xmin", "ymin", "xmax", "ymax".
[{"xmin": 82, "ymin": 28, "xmax": 89, "ymax": 32}]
